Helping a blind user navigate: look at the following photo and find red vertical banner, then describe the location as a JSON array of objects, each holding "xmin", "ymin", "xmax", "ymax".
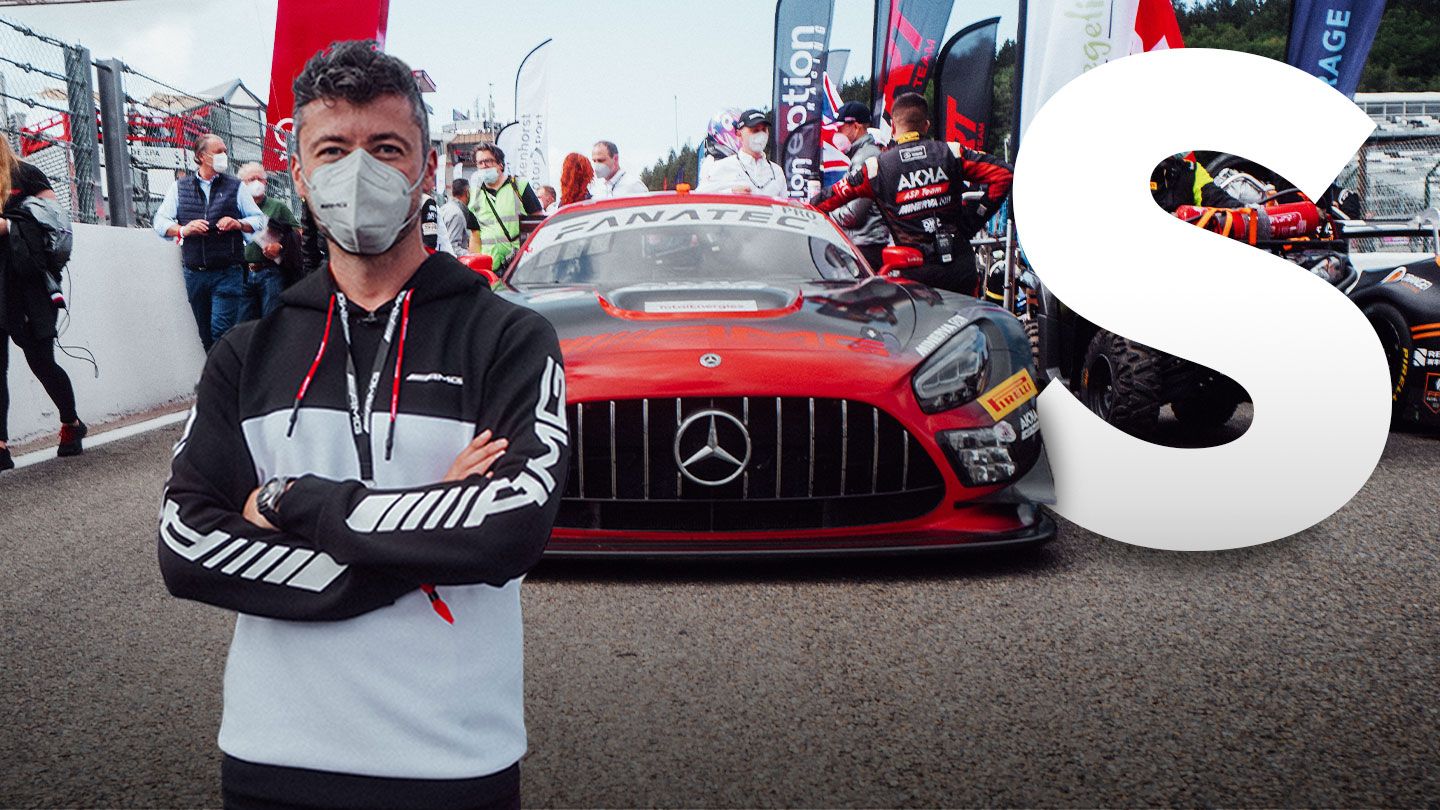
[
  {"xmin": 263, "ymin": 0, "xmax": 391, "ymax": 170},
  {"xmin": 872, "ymin": 0, "xmax": 953, "ymax": 123}
]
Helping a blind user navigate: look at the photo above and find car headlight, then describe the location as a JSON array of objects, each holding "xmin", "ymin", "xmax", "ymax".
[
  {"xmin": 938, "ymin": 424, "xmax": 1019, "ymax": 486},
  {"xmin": 912, "ymin": 324, "xmax": 990, "ymax": 413}
]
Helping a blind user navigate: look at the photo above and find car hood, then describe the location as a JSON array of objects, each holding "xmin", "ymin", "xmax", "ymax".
[{"xmin": 503, "ymin": 277, "xmax": 991, "ymax": 365}]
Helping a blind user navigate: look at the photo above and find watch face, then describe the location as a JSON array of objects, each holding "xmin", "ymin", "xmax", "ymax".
[{"xmin": 260, "ymin": 478, "xmax": 287, "ymax": 514}]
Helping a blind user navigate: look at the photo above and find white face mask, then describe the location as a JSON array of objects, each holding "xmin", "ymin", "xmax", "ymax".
[
  {"xmin": 744, "ymin": 132, "xmax": 769, "ymax": 153},
  {"xmin": 475, "ymin": 166, "xmax": 500, "ymax": 186},
  {"xmin": 243, "ymin": 179, "xmax": 266, "ymax": 198},
  {"xmin": 210, "ymin": 152, "xmax": 229, "ymax": 173},
  {"xmin": 304, "ymin": 148, "xmax": 424, "ymax": 256},
  {"xmin": 592, "ymin": 161, "xmax": 613, "ymax": 180},
  {"xmin": 831, "ymin": 130, "xmax": 853, "ymax": 154}
]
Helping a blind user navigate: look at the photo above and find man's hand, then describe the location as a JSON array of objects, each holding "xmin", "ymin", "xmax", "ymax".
[
  {"xmin": 181, "ymin": 219, "xmax": 210, "ymax": 237},
  {"xmin": 243, "ymin": 487, "xmax": 276, "ymax": 531},
  {"xmin": 262, "ymin": 242, "xmax": 283, "ymax": 259},
  {"xmin": 215, "ymin": 216, "xmax": 242, "ymax": 232},
  {"xmin": 444, "ymin": 430, "xmax": 509, "ymax": 482},
  {"xmin": 731, "ymin": 186, "xmax": 753, "ymax": 195},
  {"xmin": 239, "ymin": 432, "xmax": 508, "ymax": 531}
]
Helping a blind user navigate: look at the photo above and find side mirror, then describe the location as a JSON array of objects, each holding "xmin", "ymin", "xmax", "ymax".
[
  {"xmin": 458, "ymin": 253, "xmax": 499, "ymax": 285},
  {"xmin": 879, "ymin": 245, "xmax": 925, "ymax": 277}
]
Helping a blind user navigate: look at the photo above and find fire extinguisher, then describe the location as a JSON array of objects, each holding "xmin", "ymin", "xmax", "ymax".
[{"xmin": 1174, "ymin": 200, "xmax": 1320, "ymax": 243}]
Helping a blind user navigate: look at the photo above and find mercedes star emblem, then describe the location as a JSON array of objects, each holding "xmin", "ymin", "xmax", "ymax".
[
  {"xmin": 674, "ymin": 409, "xmax": 751, "ymax": 486},
  {"xmin": 700, "ymin": 353, "xmax": 722, "ymax": 368}
]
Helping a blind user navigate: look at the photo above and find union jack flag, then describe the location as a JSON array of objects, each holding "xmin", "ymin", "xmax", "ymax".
[{"xmin": 818, "ymin": 72, "xmax": 849, "ymax": 187}]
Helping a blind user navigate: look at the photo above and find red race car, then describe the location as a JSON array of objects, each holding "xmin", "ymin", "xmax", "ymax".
[{"xmin": 501, "ymin": 192, "xmax": 1055, "ymax": 556}]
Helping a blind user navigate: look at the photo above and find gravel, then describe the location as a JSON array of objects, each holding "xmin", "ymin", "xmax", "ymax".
[{"xmin": 2, "ymin": 422, "xmax": 1436, "ymax": 808}]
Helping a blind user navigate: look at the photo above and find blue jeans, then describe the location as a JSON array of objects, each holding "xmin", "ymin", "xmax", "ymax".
[
  {"xmin": 245, "ymin": 266, "xmax": 285, "ymax": 320},
  {"xmin": 183, "ymin": 264, "xmax": 247, "ymax": 352}
]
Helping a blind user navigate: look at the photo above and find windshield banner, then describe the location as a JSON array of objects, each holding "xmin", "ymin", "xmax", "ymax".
[
  {"xmin": 1285, "ymin": 0, "xmax": 1386, "ymax": 98},
  {"xmin": 934, "ymin": 17, "xmax": 1000, "ymax": 150},
  {"xmin": 528, "ymin": 204, "xmax": 847, "ymax": 253},
  {"xmin": 774, "ymin": 0, "xmax": 835, "ymax": 199}
]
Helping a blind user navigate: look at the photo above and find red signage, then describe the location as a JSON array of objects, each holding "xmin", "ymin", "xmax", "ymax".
[
  {"xmin": 941, "ymin": 100, "xmax": 984, "ymax": 150},
  {"xmin": 264, "ymin": 0, "xmax": 391, "ymax": 170}
]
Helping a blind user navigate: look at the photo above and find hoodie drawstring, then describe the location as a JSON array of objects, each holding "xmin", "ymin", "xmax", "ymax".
[
  {"xmin": 282, "ymin": 289, "xmax": 445, "ymax": 623},
  {"xmin": 420, "ymin": 584, "xmax": 454, "ymax": 624},
  {"xmin": 391, "ymin": 293, "xmax": 450, "ymax": 624},
  {"xmin": 287, "ymin": 293, "xmax": 336, "ymax": 438},
  {"xmin": 386, "ymin": 291, "xmax": 412, "ymax": 462}
]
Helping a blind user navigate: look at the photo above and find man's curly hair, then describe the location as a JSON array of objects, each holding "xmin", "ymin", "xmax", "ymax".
[{"xmin": 291, "ymin": 39, "xmax": 428, "ymax": 145}]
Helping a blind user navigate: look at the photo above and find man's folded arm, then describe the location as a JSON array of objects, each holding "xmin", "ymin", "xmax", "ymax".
[
  {"xmin": 278, "ymin": 312, "xmax": 569, "ymax": 587},
  {"xmin": 158, "ymin": 339, "xmax": 416, "ymax": 621}
]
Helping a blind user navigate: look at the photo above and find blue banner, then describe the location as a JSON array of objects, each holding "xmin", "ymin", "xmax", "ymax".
[
  {"xmin": 774, "ymin": 0, "xmax": 835, "ymax": 198},
  {"xmin": 1285, "ymin": 0, "xmax": 1387, "ymax": 98}
]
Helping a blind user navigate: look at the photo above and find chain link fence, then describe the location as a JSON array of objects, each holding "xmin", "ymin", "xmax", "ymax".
[
  {"xmin": 1339, "ymin": 129, "xmax": 1440, "ymax": 253},
  {"xmin": 0, "ymin": 16, "xmax": 103, "ymax": 224},
  {"xmin": 2, "ymin": 13, "xmax": 295, "ymax": 230},
  {"xmin": 116, "ymin": 63, "xmax": 293, "ymax": 228}
]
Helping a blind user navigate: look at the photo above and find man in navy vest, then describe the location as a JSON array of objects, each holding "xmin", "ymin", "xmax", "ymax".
[{"xmin": 153, "ymin": 134, "xmax": 266, "ymax": 351}]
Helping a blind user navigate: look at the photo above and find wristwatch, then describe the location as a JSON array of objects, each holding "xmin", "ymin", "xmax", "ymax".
[{"xmin": 255, "ymin": 476, "xmax": 293, "ymax": 527}]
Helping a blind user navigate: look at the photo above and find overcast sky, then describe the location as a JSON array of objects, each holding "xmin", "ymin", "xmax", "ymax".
[{"xmin": 3, "ymin": 0, "xmax": 1017, "ymax": 174}]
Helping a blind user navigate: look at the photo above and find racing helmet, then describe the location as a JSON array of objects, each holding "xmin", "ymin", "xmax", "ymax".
[{"xmin": 707, "ymin": 108, "xmax": 743, "ymax": 156}]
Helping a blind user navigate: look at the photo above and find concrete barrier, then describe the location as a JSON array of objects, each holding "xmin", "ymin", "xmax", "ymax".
[{"xmin": 6, "ymin": 223, "xmax": 205, "ymax": 445}]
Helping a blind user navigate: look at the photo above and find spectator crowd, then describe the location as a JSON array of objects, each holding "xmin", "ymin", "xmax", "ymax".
[{"xmin": 1, "ymin": 75, "xmax": 1018, "ymax": 466}]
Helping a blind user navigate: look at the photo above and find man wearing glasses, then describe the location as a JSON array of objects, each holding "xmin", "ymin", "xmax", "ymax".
[{"xmin": 466, "ymin": 144, "xmax": 543, "ymax": 267}]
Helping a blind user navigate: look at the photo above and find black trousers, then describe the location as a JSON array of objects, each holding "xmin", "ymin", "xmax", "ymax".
[
  {"xmin": 0, "ymin": 328, "xmax": 77, "ymax": 442},
  {"xmin": 902, "ymin": 261, "xmax": 981, "ymax": 297},
  {"xmin": 222, "ymin": 756, "xmax": 521, "ymax": 810}
]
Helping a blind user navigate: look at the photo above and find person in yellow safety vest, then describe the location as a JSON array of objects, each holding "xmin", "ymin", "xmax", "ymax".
[
  {"xmin": 1150, "ymin": 152, "xmax": 1244, "ymax": 213},
  {"xmin": 466, "ymin": 143, "xmax": 543, "ymax": 267}
]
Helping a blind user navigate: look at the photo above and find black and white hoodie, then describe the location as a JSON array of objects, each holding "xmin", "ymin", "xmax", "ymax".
[{"xmin": 159, "ymin": 252, "xmax": 568, "ymax": 782}]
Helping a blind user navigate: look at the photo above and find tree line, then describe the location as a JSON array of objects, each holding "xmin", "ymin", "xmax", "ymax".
[{"xmin": 641, "ymin": 0, "xmax": 1436, "ymax": 189}]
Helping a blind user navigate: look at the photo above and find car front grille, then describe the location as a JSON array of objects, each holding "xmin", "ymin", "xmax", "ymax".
[{"xmin": 557, "ymin": 396, "xmax": 944, "ymax": 532}]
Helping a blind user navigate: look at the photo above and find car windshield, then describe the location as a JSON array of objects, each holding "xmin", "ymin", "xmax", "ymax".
[{"xmin": 510, "ymin": 202, "xmax": 867, "ymax": 286}]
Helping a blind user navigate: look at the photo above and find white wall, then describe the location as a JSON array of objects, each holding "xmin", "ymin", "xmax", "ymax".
[{"xmin": 7, "ymin": 223, "xmax": 206, "ymax": 445}]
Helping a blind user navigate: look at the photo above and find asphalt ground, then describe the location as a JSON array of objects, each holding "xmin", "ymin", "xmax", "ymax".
[{"xmin": 1, "ymin": 414, "xmax": 1437, "ymax": 808}]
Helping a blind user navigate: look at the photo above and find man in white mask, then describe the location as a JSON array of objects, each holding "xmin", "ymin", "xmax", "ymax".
[
  {"xmin": 152, "ymin": 134, "xmax": 266, "ymax": 351},
  {"xmin": 238, "ymin": 161, "xmax": 299, "ymax": 318},
  {"xmin": 826, "ymin": 101, "xmax": 888, "ymax": 269},
  {"xmin": 588, "ymin": 140, "xmax": 648, "ymax": 198},
  {"xmin": 695, "ymin": 109, "xmax": 789, "ymax": 199},
  {"xmin": 159, "ymin": 40, "xmax": 567, "ymax": 810}
]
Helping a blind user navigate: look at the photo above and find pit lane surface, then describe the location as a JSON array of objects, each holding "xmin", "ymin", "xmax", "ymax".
[{"xmin": 1, "ymin": 414, "xmax": 1436, "ymax": 807}]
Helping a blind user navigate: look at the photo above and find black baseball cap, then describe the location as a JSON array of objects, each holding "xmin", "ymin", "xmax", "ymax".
[
  {"xmin": 835, "ymin": 101, "xmax": 872, "ymax": 125},
  {"xmin": 735, "ymin": 109, "xmax": 769, "ymax": 129}
]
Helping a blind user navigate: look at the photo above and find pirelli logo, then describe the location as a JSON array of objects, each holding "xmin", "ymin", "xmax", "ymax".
[{"xmin": 979, "ymin": 369, "xmax": 1037, "ymax": 421}]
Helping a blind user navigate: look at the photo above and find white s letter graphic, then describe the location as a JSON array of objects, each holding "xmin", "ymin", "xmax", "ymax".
[{"xmin": 1014, "ymin": 49, "xmax": 1389, "ymax": 551}]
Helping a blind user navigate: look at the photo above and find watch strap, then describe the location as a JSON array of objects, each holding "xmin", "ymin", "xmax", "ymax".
[{"xmin": 256, "ymin": 476, "xmax": 290, "ymax": 526}]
